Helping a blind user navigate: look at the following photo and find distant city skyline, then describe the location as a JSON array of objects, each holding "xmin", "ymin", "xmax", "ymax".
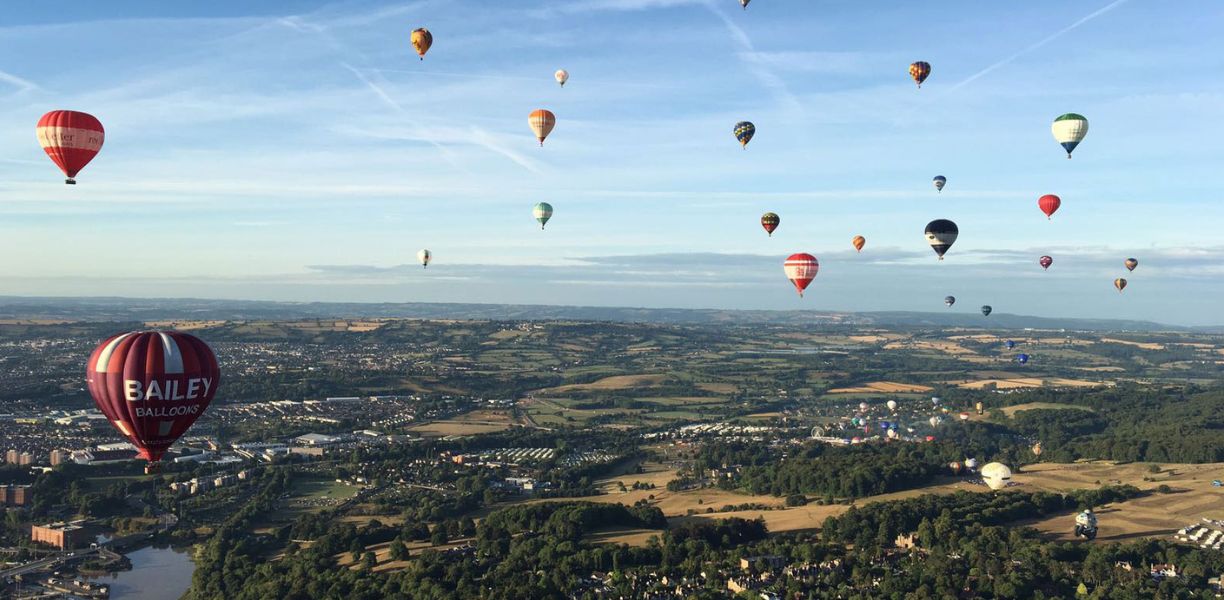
[{"xmin": 1, "ymin": 1, "xmax": 1222, "ymax": 325}]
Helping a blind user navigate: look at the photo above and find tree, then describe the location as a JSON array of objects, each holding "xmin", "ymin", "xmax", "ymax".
[
  {"xmin": 431, "ymin": 528, "xmax": 449, "ymax": 546},
  {"xmin": 360, "ymin": 551, "xmax": 376, "ymax": 570},
  {"xmin": 388, "ymin": 539, "xmax": 407, "ymax": 561}
]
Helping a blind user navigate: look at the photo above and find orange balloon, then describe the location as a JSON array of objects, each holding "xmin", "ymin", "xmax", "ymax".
[
  {"xmin": 411, "ymin": 28, "xmax": 432, "ymax": 60},
  {"xmin": 529, "ymin": 109, "xmax": 556, "ymax": 146},
  {"xmin": 852, "ymin": 235, "xmax": 866, "ymax": 253}
]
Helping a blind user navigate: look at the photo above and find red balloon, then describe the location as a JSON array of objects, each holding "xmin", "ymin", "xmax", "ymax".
[
  {"xmin": 783, "ymin": 253, "xmax": 819, "ymax": 297},
  {"xmin": 1038, "ymin": 194, "xmax": 1061, "ymax": 220},
  {"xmin": 1039, "ymin": 255, "xmax": 1053, "ymax": 270},
  {"xmin": 86, "ymin": 332, "xmax": 220, "ymax": 462},
  {"xmin": 37, "ymin": 110, "xmax": 104, "ymax": 184}
]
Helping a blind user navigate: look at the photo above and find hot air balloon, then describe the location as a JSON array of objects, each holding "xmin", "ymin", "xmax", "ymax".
[
  {"xmin": 886, "ymin": 400, "xmax": 898, "ymax": 411},
  {"xmin": 554, "ymin": 69, "xmax": 569, "ymax": 87},
  {"xmin": 37, "ymin": 110, "xmax": 104, "ymax": 185},
  {"xmin": 981, "ymin": 462, "xmax": 1012, "ymax": 490},
  {"xmin": 784, "ymin": 253, "xmax": 819, "ymax": 297},
  {"xmin": 410, "ymin": 28, "xmax": 433, "ymax": 60},
  {"xmin": 852, "ymin": 235, "xmax": 866, "ymax": 253},
  {"xmin": 740, "ymin": 0, "xmax": 750, "ymax": 8},
  {"xmin": 733, "ymin": 121, "xmax": 755, "ymax": 148},
  {"xmin": 761, "ymin": 212, "xmax": 780, "ymax": 236},
  {"xmin": 1052, "ymin": 113, "xmax": 1088, "ymax": 158},
  {"xmin": 933, "ymin": 175, "xmax": 946, "ymax": 192},
  {"xmin": 533, "ymin": 202, "xmax": 553, "ymax": 229},
  {"xmin": 886, "ymin": 428, "xmax": 899, "ymax": 439},
  {"xmin": 959, "ymin": 412, "xmax": 970, "ymax": 421},
  {"xmin": 851, "ymin": 436, "xmax": 862, "ymax": 444},
  {"xmin": 965, "ymin": 458, "xmax": 978, "ymax": 470},
  {"xmin": 929, "ymin": 416, "xmax": 941, "ymax": 427},
  {"xmin": 1005, "ymin": 340, "xmax": 1016, "ymax": 350},
  {"xmin": 975, "ymin": 401, "xmax": 984, "ymax": 415},
  {"xmin": 1124, "ymin": 258, "xmax": 1138, "ymax": 272},
  {"xmin": 418, "ymin": 249, "xmax": 432, "ymax": 268},
  {"xmin": 931, "ymin": 396, "xmax": 941, "ymax": 406},
  {"xmin": 859, "ymin": 402, "xmax": 869, "ymax": 412},
  {"xmin": 909, "ymin": 61, "xmax": 931, "ymax": 88},
  {"xmin": 1039, "ymin": 255, "xmax": 1053, "ymax": 270},
  {"xmin": 86, "ymin": 331, "xmax": 220, "ymax": 463},
  {"xmin": 924, "ymin": 219, "xmax": 958, "ymax": 260},
  {"xmin": 925, "ymin": 435, "xmax": 936, "ymax": 442},
  {"xmin": 944, "ymin": 296, "xmax": 956, "ymax": 308},
  {"xmin": 949, "ymin": 461, "xmax": 962, "ymax": 474},
  {"xmin": 1016, "ymin": 353, "xmax": 1030, "ymax": 365},
  {"xmin": 880, "ymin": 421, "xmax": 892, "ymax": 430},
  {"xmin": 1031, "ymin": 442, "xmax": 1043, "ymax": 457},
  {"xmin": 529, "ymin": 109, "xmax": 556, "ymax": 146},
  {"xmin": 981, "ymin": 305, "xmax": 992, "ymax": 317},
  {"xmin": 1114, "ymin": 278, "xmax": 1127, "ymax": 293},
  {"xmin": 1038, "ymin": 194, "xmax": 1061, "ymax": 220},
  {"xmin": 1074, "ymin": 509, "xmax": 1098, "ymax": 540}
]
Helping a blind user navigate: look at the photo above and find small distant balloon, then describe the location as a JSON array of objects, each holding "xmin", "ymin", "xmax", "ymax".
[
  {"xmin": 1052, "ymin": 113, "xmax": 1088, "ymax": 158},
  {"xmin": 1038, "ymin": 194, "xmax": 1061, "ymax": 220},
  {"xmin": 740, "ymin": 0, "xmax": 750, "ymax": 8},
  {"xmin": 1005, "ymin": 340, "xmax": 1015, "ymax": 350},
  {"xmin": 933, "ymin": 175, "xmax": 946, "ymax": 192},
  {"xmin": 981, "ymin": 305, "xmax": 992, "ymax": 316},
  {"xmin": 886, "ymin": 400, "xmax": 898, "ymax": 411},
  {"xmin": 1016, "ymin": 353, "xmax": 1030, "ymax": 365},
  {"xmin": 533, "ymin": 202, "xmax": 553, "ymax": 229},
  {"xmin": 529, "ymin": 109, "xmax": 556, "ymax": 146},
  {"xmin": 1032, "ymin": 442, "xmax": 1043, "ymax": 456},
  {"xmin": 909, "ymin": 61, "xmax": 931, "ymax": 88},
  {"xmin": 944, "ymin": 296, "xmax": 956, "ymax": 308},
  {"xmin": 734, "ymin": 121, "xmax": 755, "ymax": 148},
  {"xmin": 410, "ymin": 28, "xmax": 433, "ymax": 60},
  {"xmin": 554, "ymin": 69, "xmax": 569, "ymax": 87},
  {"xmin": 1124, "ymin": 258, "xmax": 1138, "ymax": 272},
  {"xmin": 783, "ymin": 253, "xmax": 819, "ymax": 297},
  {"xmin": 852, "ymin": 235, "xmax": 866, "ymax": 253},
  {"xmin": 1114, "ymin": 278, "xmax": 1127, "ymax": 293},
  {"xmin": 859, "ymin": 402, "xmax": 869, "ymax": 412},
  {"xmin": 1039, "ymin": 255, "xmax": 1053, "ymax": 270},
  {"xmin": 761, "ymin": 212, "xmax": 780, "ymax": 236},
  {"xmin": 417, "ymin": 249, "xmax": 432, "ymax": 268}
]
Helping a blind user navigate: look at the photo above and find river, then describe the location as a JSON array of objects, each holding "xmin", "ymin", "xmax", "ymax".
[{"xmin": 87, "ymin": 544, "xmax": 195, "ymax": 600}]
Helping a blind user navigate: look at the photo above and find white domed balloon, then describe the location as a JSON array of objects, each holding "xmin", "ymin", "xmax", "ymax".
[
  {"xmin": 964, "ymin": 458, "xmax": 978, "ymax": 469},
  {"xmin": 981, "ymin": 462, "xmax": 1012, "ymax": 490},
  {"xmin": 886, "ymin": 400, "xmax": 898, "ymax": 411}
]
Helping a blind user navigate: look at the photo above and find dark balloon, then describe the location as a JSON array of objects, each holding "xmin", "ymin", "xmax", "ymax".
[
  {"xmin": 1016, "ymin": 353, "xmax": 1030, "ymax": 365},
  {"xmin": 944, "ymin": 296, "xmax": 956, "ymax": 308},
  {"xmin": 981, "ymin": 305, "xmax": 992, "ymax": 316},
  {"xmin": 1039, "ymin": 255, "xmax": 1053, "ymax": 270},
  {"xmin": 1005, "ymin": 340, "xmax": 1015, "ymax": 349},
  {"xmin": 924, "ymin": 219, "xmax": 958, "ymax": 260}
]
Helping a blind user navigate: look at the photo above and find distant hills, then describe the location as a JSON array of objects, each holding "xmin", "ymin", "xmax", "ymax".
[{"xmin": 0, "ymin": 296, "xmax": 1211, "ymax": 332}]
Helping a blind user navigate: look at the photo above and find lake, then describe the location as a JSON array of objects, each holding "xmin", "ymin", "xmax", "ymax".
[{"xmin": 88, "ymin": 544, "xmax": 195, "ymax": 600}]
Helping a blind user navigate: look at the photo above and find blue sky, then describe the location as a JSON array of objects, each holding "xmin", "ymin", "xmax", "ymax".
[{"xmin": 1, "ymin": 0, "xmax": 1222, "ymax": 325}]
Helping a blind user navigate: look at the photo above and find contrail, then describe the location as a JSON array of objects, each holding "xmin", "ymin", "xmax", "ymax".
[{"xmin": 948, "ymin": 0, "xmax": 1129, "ymax": 91}]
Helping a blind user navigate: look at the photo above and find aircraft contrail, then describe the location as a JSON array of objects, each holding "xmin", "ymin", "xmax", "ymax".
[{"xmin": 948, "ymin": 0, "xmax": 1130, "ymax": 91}]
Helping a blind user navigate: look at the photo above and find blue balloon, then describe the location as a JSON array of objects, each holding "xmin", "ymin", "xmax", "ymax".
[
  {"xmin": 1016, "ymin": 353, "xmax": 1030, "ymax": 365},
  {"xmin": 1005, "ymin": 340, "xmax": 1015, "ymax": 349}
]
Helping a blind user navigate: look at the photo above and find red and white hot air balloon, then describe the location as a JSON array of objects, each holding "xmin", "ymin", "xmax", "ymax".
[
  {"xmin": 86, "ymin": 331, "xmax": 221, "ymax": 463},
  {"xmin": 1039, "ymin": 255, "xmax": 1053, "ymax": 270},
  {"xmin": 37, "ymin": 110, "xmax": 104, "ymax": 184},
  {"xmin": 1038, "ymin": 194, "xmax": 1061, "ymax": 220},
  {"xmin": 529, "ymin": 109, "xmax": 556, "ymax": 146},
  {"xmin": 783, "ymin": 253, "xmax": 819, "ymax": 297}
]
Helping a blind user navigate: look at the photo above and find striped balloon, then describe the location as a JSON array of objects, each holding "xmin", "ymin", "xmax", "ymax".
[
  {"xmin": 1052, "ymin": 113, "xmax": 1088, "ymax": 158},
  {"xmin": 783, "ymin": 253, "xmax": 819, "ymax": 297},
  {"xmin": 924, "ymin": 219, "xmax": 958, "ymax": 260},
  {"xmin": 852, "ymin": 235, "xmax": 866, "ymax": 253},
  {"xmin": 529, "ymin": 109, "xmax": 556, "ymax": 146},
  {"xmin": 533, "ymin": 202, "xmax": 553, "ymax": 229},
  {"xmin": 761, "ymin": 212, "xmax": 780, "ymax": 236},
  {"xmin": 909, "ymin": 61, "xmax": 931, "ymax": 88},
  {"xmin": 37, "ymin": 110, "xmax": 104, "ymax": 185},
  {"xmin": 1114, "ymin": 278, "xmax": 1127, "ymax": 293},
  {"xmin": 86, "ymin": 332, "xmax": 220, "ymax": 463},
  {"xmin": 733, "ymin": 121, "xmax": 755, "ymax": 148}
]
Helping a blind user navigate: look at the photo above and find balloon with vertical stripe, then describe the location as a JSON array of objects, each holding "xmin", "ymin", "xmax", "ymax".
[
  {"xmin": 529, "ymin": 109, "xmax": 556, "ymax": 145},
  {"xmin": 533, "ymin": 202, "xmax": 553, "ymax": 229},
  {"xmin": 86, "ymin": 331, "xmax": 220, "ymax": 463},
  {"xmin": 783, "ymin": 253, "xmax": 819, "ymax": 297}
]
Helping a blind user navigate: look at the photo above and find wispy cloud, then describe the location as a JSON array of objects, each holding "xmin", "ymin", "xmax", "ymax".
[
  {"xmin": 701, "ymin": 0, "xmax": 803, "ymax": 114},
  {"xmin": 949, "ymin": 0, "xmax": 1130, "ymax": 92},
  {"xmin": 0, "ymin": 69, "xmax": 40, "ymax": 93}
]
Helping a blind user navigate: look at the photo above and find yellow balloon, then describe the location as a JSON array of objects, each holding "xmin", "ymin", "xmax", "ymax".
[{"xmin": 411, "ymin": 28, "xmax": 433, "ymax": 60}]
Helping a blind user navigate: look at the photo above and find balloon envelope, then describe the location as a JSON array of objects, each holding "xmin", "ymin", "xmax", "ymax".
[
  {"xmin": 783, "ymin": 253, "xmax": 819, "ymax": 297},
  {"xmin": 1005, "ymin": 340, "xmax": 1016, "ymax": 349},
  {"xmin": 933, "ymin": 175, "xmax": 946, "ymax": 192},
  {"xmin": 981, "ymin": 462, "xmax": 1012, "ymax": 490},
  {"xmin": 944, "ymin": 296, "xmax": 956, "ymax": 308},
  {"xmin": 554, "ymin": 69, "xmax": 569, "ymax": 86},
  {"xmin": 410, "ymin": 28, "xmax": 433, "ymax": 59},
  {"xmin": 418, "ymin": 249, "xmax": 431, "ymax": 268},
  {"xmin": 1039, "ymin": 255, "xmax": 1053, "ymax": 270},
  {"xmin": 529, "ymin": 110, "xmax": 556, "ymax": 145},
  {"xmin": 86, "ymin": 331, "xmax": 220, "ymax": 462},
  {"xmin": 533, "ymin": 202, "xmax": 553, "ymax": 229},
  {"xmin": 909, "ymin": 61, "xmax": 931, "ymax": 87},
  {"xmin": 1038, "ymin": 195, "xmax": 1061, "ymax": 219},
  {"xmin": 761, "ymin": 212, "xmax": 780, "ymax": 236},
  {"xmin": 852, "ymin": 235, "xmax": 866, "ymax": 253},
  {"xmin": 1052, "ymin": 113, "xmax": 1088, "ymax": 158},
  {"xmin": 1124, "ymin": 258, "xmax": 1138, "ymax": 272},
  {"xmin": 1016, "ymin": 353, "xmax": 1030, "ymax": 365},
  {"xmin": 924, "ymin": 219, "xmax": 958, "ymax": 260},
  {"xmin": 733, "ymin": 121, "xmax": 755, "ymax": 148},
  {"xmin": 981, "ymin": 305, "xmax": 992, "ymax": 316},
  {"xmin": 886, "ymin": 400, "xmax": 898, "ymax": 411},
  {"xmin": 1114, "ymin": 278, "xmax": 1127, "ymax": 292},
  {"xmin": 37, "ymin": 110, "xmax": 104, "ymax": 184}
]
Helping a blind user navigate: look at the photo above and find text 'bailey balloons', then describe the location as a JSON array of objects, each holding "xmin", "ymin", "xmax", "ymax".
[
  {"xmin": 933, "ymin": 175, "xmax": 946, "ymax": 193},
  {"xmin": 529, "ymin": 109, "xmax": 556, "ymax": 146},
  {"xmin": 734, "ymin": 121, "xmax": 755, "ymax": 148},
  {"xmin": 533, "ymin": 202, "xmax": 553, "ymax": 229},
  {"xmin": 86, "ymin": 331, "xmax": 220, "ymax": 463},
  {"xmin": 924, "ymin": 219, "xmax": 958, "ymax": 260},
  {"xmin": 1125, "ymin": 258, "xmax": 1139, "ymax": 272},
  {"xmin": 1005, "ymin": 340, "xmax": 1015, "ymax": 350},
  {"xmin": 852, "ymin": 235, "xmax": 866, "ymax": 253},
  {"xmin": 784, "ymin": 253, "xmax": 819, "ymax": 297},
  {"xmin": 1038, "ymin": 194, "xmax": 1061, "ymax": 220},
  {"xmin": 554, "ymin": 69, "xmax": 569, "ymax": 87},
  {"xmin": 410, "ymin": 28, "xmax": 433, "ymax": 60},
  {"xmin": 944, "ymin": 295, "xmax": 956, "ymax": 308},
  {"xmin": 37, "ymin": 110, "xmax": 104, "ymax": 185},
  {"xmin": 418, "ymin": 249, "xmax": 431, "ymax": 268},
  {"xmin": 1052, "ymin": 113, "xmax": 1088, "ymax": 158},
  {"xmin": 1115, "ymin": 278, "xmax": 1127, "ymax": 293},
  {"xmin": 1039, "ymin": 255, "xmax": 1053, "ymax": 270},
  {"xmin": 909, "ymin": 61, "xmax": 931, "ymax": 88},
  {"xmin": 1016, "ymin": 353, "xmax": 1030, "ymax": 365},
  {"xmin": 981, "ymin": 305, "xmax": 993, "ymax": 316},
  {"xmin": 761, "ymin": 212, "xmax": 780, "ymax": 236}
]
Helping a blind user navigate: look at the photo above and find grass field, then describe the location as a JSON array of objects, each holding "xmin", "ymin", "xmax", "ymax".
[
  {"xmin": 408, "ymin": 409, "xmax": 516, "ymax": 437},
  {"xmin": 826, "ymin": 381, "xmax": 934, "ymax": 394},
  {"xmin": 1000, "ymin": 402, "xmax": 1095, "ymax": 417}
]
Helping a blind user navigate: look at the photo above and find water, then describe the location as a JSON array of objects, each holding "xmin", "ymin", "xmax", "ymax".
[{"xmin": 87, "ymin": 544, "xmax": 195, "ymax": 600}]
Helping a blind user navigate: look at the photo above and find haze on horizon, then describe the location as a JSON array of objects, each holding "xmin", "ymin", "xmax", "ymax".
[{"xmin": 1, "ymin": 0, "xmax": 1222, "ymax": 326}]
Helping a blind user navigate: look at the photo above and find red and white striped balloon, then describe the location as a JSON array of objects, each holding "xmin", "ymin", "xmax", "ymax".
[
  {"xmin": 37, "ymin": 110, "xmax": 104, "ymax": 184},
  {"xmin": 86, "ymin": 331, "xmax": 220, "ymax": 462},
  {"xmin": 783, "ymin": 253, "xmax": 819, "ymax": 297}
]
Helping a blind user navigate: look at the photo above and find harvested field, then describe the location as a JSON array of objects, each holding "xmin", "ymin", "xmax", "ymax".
[{"xmin": 827, "ymin": 381, "xmax": 933, "ymax": 394}]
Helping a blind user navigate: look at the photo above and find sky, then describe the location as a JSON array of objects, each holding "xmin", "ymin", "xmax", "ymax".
[{"xmin": 1, "ymin": 0, "xmax": 1223, "ymax": 325}]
